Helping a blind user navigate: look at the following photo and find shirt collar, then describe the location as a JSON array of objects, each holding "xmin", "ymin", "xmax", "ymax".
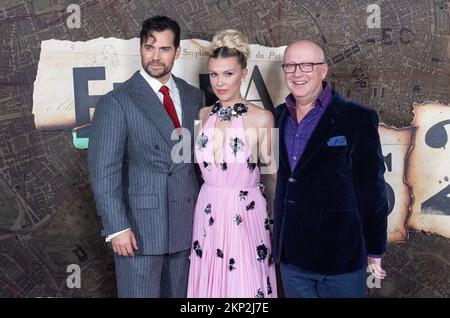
[{"xmin": 139, "ymin": 68, "xmax": 176, "ymax": 94}]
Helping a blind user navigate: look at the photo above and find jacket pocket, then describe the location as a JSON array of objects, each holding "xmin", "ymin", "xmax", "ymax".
[
  {"xmin": 317, "ymin": 209, "xmax": 357, "ymax": 263},
  {"xmin": 323, "ymin": 145, "xmax": 347, "ymax": 152},
  {"xmin": 128, "ymin": 194, "xmax": 159, "ymax": 210}
]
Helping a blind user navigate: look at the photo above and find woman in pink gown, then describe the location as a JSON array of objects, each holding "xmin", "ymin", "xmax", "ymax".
[{"xmin": 187, "ymin": 30, "xmax": 277, "ymax": 298}]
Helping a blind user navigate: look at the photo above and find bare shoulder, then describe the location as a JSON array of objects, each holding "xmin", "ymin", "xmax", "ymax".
[
  {"xmin": 198, "ymin": 106, "xmax": 213, "ymax": 125},
  {"xmin": 246, "ymin": 103, "xmax": 274, "ymax": 128}
]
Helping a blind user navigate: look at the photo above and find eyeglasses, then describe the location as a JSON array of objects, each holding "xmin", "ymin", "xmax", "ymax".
[{"xmin": 281, "ymin": 62, "xmax": 325, "ymax": 73}]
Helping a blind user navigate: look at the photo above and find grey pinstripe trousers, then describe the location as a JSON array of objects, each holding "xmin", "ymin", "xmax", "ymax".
[{"xmin": 114, "ymin": 249, "xmax": 190, "ymax": 298}]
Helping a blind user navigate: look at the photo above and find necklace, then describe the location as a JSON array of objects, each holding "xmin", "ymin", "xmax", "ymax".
[{"xmin": 210, "ymin": 100, "xmax": 248, "ymax": 121}]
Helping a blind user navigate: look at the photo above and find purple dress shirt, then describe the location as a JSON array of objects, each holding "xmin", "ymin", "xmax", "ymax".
[{"xmin": 284, "ymin": 82, "xmax": 332, "ymax": 171}]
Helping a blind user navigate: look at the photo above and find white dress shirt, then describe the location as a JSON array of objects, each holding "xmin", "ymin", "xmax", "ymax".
[
  {"xmin": 105, "ymin": 69, "xmax": 182, "ymax": 242},
  {"xmin": 139, "ymin": 68, "xmax": 182, "ymax": 125}
]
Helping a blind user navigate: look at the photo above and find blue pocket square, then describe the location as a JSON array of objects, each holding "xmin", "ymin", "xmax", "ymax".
[{"xmin": 326, "ymin": 135, "xmax": 347, "ymax": 147}]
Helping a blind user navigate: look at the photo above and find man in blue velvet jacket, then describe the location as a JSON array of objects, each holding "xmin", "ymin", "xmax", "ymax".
[{"xmin": 273, "ymin": 40, "xmax": 389, "ymax": 297}]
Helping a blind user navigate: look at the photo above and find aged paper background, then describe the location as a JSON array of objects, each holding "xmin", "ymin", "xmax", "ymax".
[
  {"xmin": 33, "ymin": 38, "xmax": 288, "ymax": 128},
  {"xmin": 406, "ymin": 103, "xmax": 450, "ymax": 238},
  {"xmin": 379, "ymin": 125, "xmax": 414, "ymax": 242}
]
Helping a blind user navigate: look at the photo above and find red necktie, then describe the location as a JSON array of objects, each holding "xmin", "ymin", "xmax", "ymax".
[{"xmin": 159, "ymin": 85, "xmax": 181, "ymax": 129}]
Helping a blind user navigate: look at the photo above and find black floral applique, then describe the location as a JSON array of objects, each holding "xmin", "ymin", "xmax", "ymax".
[
  {"xmin": 203, "ymin": 161, "xmax": 211, "ymax": 170},
  {"xmin": 255, "ymin": 289, "xmax": 264, "ymax": 298},
  {"xmin": 217, "ymin": 249, "xmax": 224, "ymax": 258},
  {"xmin": 210, "ymin": 101, "xmax": 248, "ymax": 122},
  {"xmin": 264, "ymin": 218, "xmax": 273, "ymax": 231},
  {"xmin": 239, "ymin": 190, "xmax": 248, "ymax": 201},
  {"xmin": 233, "ymin": 103, "xmax": 248, "ymax": 115},
  {"xmin": 220, "ymin": 161, "xmax": 227, "ymax": 171},
  {"xmin": 196, "ymin": 132, "xmax": 208, "ymax": 150},
  {"xmin": 229, "ymin": 258, "xmax": 236, "ymax": 271},
  {"xmin": 233, "ymin": 214, "xmax": 242, "ymax": 225},
  {"xmin": 257, "ymin": 181, "xmax": 265, "ymax": 192},
  {"xmin": 246, "ymin": 201, "xmax": 256, "ymax": 211},
  {"xmin": 210, "ymin": 101, "xmax": 221, "ymax": 116},
  {"xmin": 267, "ymin": 277, "xmax": 272, "ymax": 295},
  {"xmin": 230, "ymin": 137, "xmax": 244, "ymax": 156},
  {"xmin": 256, "ymin": 242, "xmax": 268, "ymax": 262},
  {"xmin": 204, "ymin": 203, "xmax": 211, "ymax": 214},
  {"xmin": 257, "ymin": 181, "xmax": 267, "ymax": 198},
  {"xmin": 209, "ymin": 216, "xmax": 214, "ymax": 226},
  {"xmin": 247, "ymin": 156, "xmax": 257, "ymax": 171},
  {"xmin": 193, "ymin": 240, "xmax": 202, "ymax": 258},
  {"xmin": 218, "ymin": 107, "xmax": 233, "ymax": 121}
]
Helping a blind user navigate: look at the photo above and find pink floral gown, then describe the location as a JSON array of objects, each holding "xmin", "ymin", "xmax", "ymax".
[{"xmin": 187, "ymin": 109, "xmax": 277, "ymax": 298}]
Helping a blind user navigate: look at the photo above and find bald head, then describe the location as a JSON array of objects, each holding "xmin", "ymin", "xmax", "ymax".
[
  {"xmin": 284, "ymin": 40, "xmax": 326, "ymax": 64},
  {"xmin": 282, "ymin": 39, "xmax": 329, "ymax": 107}
]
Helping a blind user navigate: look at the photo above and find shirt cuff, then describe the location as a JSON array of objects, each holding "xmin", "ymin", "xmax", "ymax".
[
  {"xmin": 105, "ymin": 228, "xmax": 131, "ymax": 242},
  {"xmin": 367, "ymin": 253, "xmax": 383, "ymax": 259}
]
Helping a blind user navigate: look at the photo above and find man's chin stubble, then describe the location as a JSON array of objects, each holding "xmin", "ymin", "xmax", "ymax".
[{"xmin": 143, "ymin": 67, "xmax": 169, "ymax": 79}]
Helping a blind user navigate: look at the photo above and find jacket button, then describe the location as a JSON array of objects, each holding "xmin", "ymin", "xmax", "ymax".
[
  {"xmin": 288, "ymin": 177, "xmax": 296, "ymax": 183},
  {"xmin": 154, "ymin": 145, "xmax": 160, "ymax": 150},
  {"xmin": 168, "ymin": 172, "xmax": 173, "ymax": 176}
]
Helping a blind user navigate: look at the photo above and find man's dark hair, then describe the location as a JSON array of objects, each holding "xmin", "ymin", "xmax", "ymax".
[{"xmin": 140, "ymin": 16, "xmax": 181, "ymax": 48}]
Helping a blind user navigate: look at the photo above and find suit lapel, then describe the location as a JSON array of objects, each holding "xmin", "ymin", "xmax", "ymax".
[
  {"xmin": 292, "ymin": 97, "xmax": 342, "ymax": 174},
  {"xmin": 172, "ymin": 76, "xmax": 196, "ymax": 172},
  {"xmin": 129, "ymin": 71, "xmax": 177, "ymax": 147},
  {"xmin": 174, "ymin": 76, "xmax": 195, "ymax": 135}
]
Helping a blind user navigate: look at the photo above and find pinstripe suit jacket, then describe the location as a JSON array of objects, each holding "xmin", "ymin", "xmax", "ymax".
[{"xmin": 88, "ymin": 71, "xmax": 204, "ymax": 255}]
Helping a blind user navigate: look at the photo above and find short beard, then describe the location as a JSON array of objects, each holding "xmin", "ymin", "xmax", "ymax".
[{"xmin": 142, "ymin": 62, "xmax": 171, "ymax": 80}]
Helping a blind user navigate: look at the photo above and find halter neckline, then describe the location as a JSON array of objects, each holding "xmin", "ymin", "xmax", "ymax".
[{"xmin": 209, "ymin": 100, "xmax": 248, "ymax": 121}]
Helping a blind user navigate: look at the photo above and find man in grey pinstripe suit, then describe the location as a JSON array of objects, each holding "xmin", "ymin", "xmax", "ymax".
[{"xmin": 88, "ymin": 16, "xmax": 204, "ymax": 298}]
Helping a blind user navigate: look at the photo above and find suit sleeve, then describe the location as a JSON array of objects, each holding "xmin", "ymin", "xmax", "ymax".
[
  {"xmin": 88, "ymin": 94, "xmax": 131, "ymax": 236},
  {"xmin": 352, "ymin": 109, "xmax": 389, "ymax": 256}
]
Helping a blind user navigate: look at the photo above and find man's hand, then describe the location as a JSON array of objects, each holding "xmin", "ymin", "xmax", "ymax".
[
  {"xmin": 112, "ymin": 230, "xmax": 138, "ymax": 257},
  {"xmin": 368, "ymin": 256, "xmax": 387, "ymax": 280}
]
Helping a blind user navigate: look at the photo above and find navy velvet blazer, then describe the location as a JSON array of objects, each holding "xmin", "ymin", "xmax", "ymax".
[{"xmin": 273, "ymin": 90, "xmax": 389, "ymax": 275}]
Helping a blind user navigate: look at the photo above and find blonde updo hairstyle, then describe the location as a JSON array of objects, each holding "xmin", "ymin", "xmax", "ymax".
[{"xmin": 209, "ymin": 29, "xmax": 249, "ymax": 69}]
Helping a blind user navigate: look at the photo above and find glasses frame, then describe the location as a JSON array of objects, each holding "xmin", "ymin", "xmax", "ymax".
[{"xmin": 281, "ymin": 62, "xmax": 326, "ymax": 73}]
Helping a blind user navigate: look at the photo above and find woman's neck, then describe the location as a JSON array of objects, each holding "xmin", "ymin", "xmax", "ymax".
[{"xmin": 220, "ymin": 97, "xmax": 244, "ymax": 108}]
